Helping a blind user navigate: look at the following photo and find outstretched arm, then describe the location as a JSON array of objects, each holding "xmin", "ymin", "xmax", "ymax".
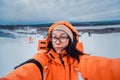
[
  {"xmin": 0, "ymin": 62, "xmax": 42, "ymax": 80},
  {"xmin": 0, "ymin": 52, "xmax": 49, "ymax": 80},
  {"xmin": 78, "ymin": 55, "xmax": 120, "ymax": 80}
]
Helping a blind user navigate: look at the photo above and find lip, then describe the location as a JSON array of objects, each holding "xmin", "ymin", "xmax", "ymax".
[
  {"xmin": 55, "ymin": 47, "xmax": 63, "ymax": 48},
  {"xmin": 54, "ymin": 47, "xmax": 64, "ymax": 49}
]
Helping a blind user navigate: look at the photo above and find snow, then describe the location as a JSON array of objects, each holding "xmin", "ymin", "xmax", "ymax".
[
  {"xmin": 80, "ymin": 33, "xmax": 120, "ymax": 57},
  {"xmin": 75, "ymin": 24, "xmax": 120, "ymax": 29},
  {"xmin": 0, "ymin": 29, "xmax": 120, "ymax": 78},
  {"xmin": 0, "ymin": 34, "xmax": 44, "ymax": 77}
]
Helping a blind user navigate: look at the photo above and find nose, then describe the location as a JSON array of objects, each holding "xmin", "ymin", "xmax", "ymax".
[{"xmin": 56, "ymin": 39, "xmax": 61, "ymax": 44}]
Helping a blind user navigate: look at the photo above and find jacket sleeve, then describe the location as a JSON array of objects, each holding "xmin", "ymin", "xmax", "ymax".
[
  {"xmin": 78, "ymin": 55, "xmax": 120, "ymax": 80},
  {"xmin": 0, "ymin": 52, "xmax": 48, "ymax": 80},
  {"xmin": 0, "ymin": 63, "xmax": 42, "ymax": 80}
]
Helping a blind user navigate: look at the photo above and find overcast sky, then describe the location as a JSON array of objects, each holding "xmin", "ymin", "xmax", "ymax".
[{"xmin": 0, "ymin": 0, "xmax": 120, "ymax": 24}]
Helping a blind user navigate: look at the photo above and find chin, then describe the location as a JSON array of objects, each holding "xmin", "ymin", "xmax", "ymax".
[{"xmin": 55, "ymin": 49, "xmax": 62, "ymax": 53}]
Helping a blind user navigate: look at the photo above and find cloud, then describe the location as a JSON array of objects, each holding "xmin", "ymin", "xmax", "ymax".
[{"xmin": 0, "ymin": 0, "xmax": 120, "ymax": 24}]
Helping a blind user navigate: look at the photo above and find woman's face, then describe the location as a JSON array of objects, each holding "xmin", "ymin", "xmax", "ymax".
[{"xmin": 51, "ymin": 30, "xmax": 69, "ymax": 54}]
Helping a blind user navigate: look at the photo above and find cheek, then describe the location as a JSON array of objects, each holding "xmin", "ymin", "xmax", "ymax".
[
  {"xmin": 51, "ymin": 41, "xmax": 55, "ymax": 47},
  {"xmin": 52, "ymin": 43, "xmax": 55, "ymax": 47},
  {"xmin": 62, "ymin": 40, "xmax": 69, "ymax": 48}
]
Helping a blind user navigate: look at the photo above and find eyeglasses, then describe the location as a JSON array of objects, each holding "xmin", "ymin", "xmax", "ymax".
[{"xmin": 51, "ymin": 36, "xmax": 69, "ymax": 43}]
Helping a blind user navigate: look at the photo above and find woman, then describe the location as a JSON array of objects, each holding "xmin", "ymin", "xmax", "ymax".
[{"xmin": 1, "ymin": 21, "xmax": 120, "ymax": 80}]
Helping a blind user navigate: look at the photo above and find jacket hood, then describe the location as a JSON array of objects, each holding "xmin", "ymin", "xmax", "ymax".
[
  {"xmin": 37, "ymin": 21, "xmax": 84, "ymax": 52},
  {"xmin": 48, "ymin": 21, "xmax": 79, "ymax": 41}
]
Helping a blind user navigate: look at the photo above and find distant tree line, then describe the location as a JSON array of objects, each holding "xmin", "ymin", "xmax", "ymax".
[{"xmin": 0, "ymin": 20, "xmax": 120, "ymax": 30}]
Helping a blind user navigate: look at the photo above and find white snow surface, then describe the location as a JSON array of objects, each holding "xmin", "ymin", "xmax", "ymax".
[{"xmin": 0, "ymin": 31, "xmax": 120, "ymax": 78}]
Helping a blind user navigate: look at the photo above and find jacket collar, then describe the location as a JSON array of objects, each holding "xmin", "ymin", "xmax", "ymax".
[
  {"xmin": 47, "ymin": 49, "xmax": 68, "ymax": 58},
  {"xmin": 47, "ymin": 49, "xmax": 78, "ymax": 66}
]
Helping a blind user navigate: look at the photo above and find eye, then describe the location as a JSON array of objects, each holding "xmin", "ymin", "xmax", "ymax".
[
  {"xmin": 61, "ymin": 36, "xmax": 67, "ymax": 39},
  {"xmin": 52, "ymin": 36, "xmax": 57, "ymax": 39},
  {"xmin": 60, "ymin": 36, "xmax": 68, "ymax": 40}
]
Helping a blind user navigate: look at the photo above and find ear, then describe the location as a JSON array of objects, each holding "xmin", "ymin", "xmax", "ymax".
[{"xmin": 76, "ymin": 42, "xmax": 84, "ymax": 52}]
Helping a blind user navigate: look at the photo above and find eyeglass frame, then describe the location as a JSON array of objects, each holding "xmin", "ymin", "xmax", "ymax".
[{"xmin": 50, "ymin": 33, "xmax": 69, "ymax": 43}]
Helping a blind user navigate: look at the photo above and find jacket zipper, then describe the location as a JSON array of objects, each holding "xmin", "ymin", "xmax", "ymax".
[{"xmin": 59, "ymin": 54, "xmax": 64, "ymax": 66}]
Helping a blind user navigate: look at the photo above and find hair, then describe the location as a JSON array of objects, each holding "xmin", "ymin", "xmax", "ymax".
[
  {"xmin": 64, "ymin": 32, "xmax": 84, "ymax": 62},
  {"xmin": 47, "ymin": 32, "xmax": 84, "ymax": 63}
]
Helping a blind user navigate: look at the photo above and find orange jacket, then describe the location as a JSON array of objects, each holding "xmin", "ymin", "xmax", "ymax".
[
  {"xmin": 1, "ymin": 21, "xmax": 120, "ymax": 80},
  {"xmin": 1, "ymin": 50, "xmax": 120, "ymax": 80}
]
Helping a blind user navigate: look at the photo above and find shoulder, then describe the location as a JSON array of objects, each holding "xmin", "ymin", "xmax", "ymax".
[
  {"xmin": 33, "ymin": 50, "xmax": 47, "ymax": 58},
  {"xmin": 79, "ymin": 54, "xmax": 111, "ymax": 62},
  {"xmin": 32, "ymin": 50, "xmax": 50, "ymax": 67}
]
